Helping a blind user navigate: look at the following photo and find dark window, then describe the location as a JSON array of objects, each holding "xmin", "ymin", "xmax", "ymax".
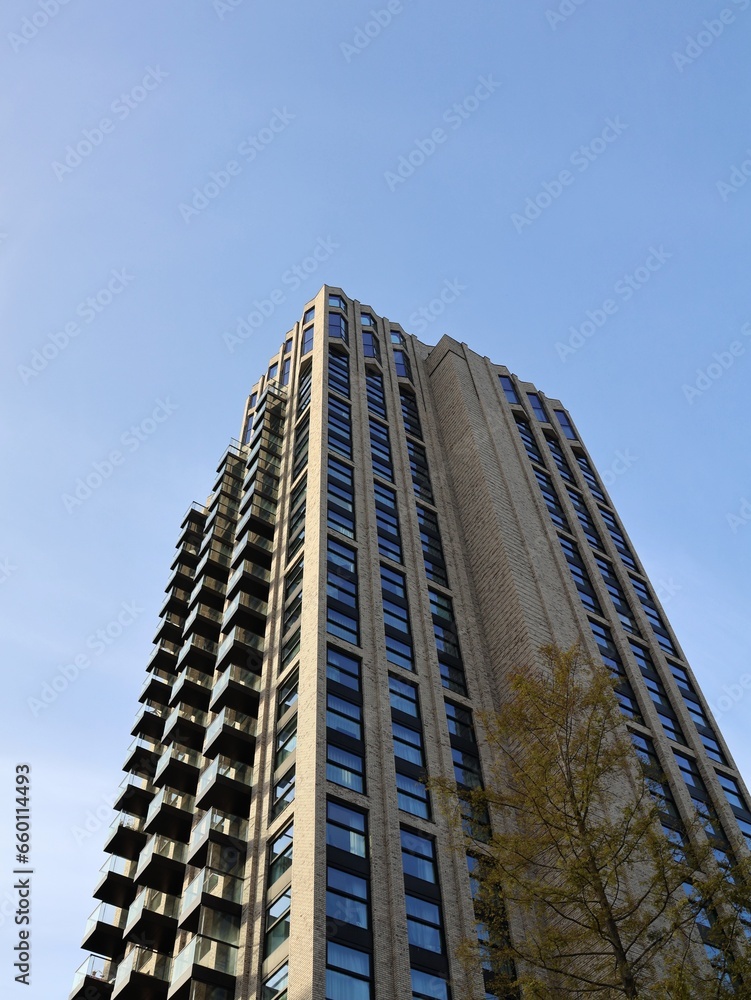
[
  {"xmin": 302, "ymin": 325, "xmax": 314, "ymax": 355},
  {"xmin": 527, "ymin": 392, "xmax": 547, "ymax": 422},
  {"xmin": 327, "ymin": 539, "xmax": 359, "ymax": 646},
  {"xmin": 590, "ymin": 620, "xmax": 643, "ymax": 723},
  {"xmin": 277, "ymin": 668, "xmax": 299, "ymax": 719},
  {"xmin": 362, "ymin": 330, "xmax": 380, "ymax": 360},
  {"xmin": 630, "ymin": 576, "xmax": 675, "ymax": 654},
  {"xmin": 400, "ymin": 388, "xmax": 423, "ymax": 439},
  {"xmin": 281, "ymin": 358, "xmax": 291, "ymax": 386},
  {"xmin": 329, "ymin": 312, "xmax": 349, "ymax": 344},
  {"xmin": 555, "ymin": 410, "xmax": 576, "ymax": 439},
  {"xmin": 303, "ymin": 307, "xmax": 315, "ymax": 324},
  {"xmin": 329, "ymin": 294, "xmax": 346, "ymax": 310},
  {"xmin": 417, "ymin": 505, "xmax": 448, "ymax": 587},
  {"xmin": 326, "ymin": 865, "xmax": 369, "ymax": 929},
  {"xmin": 297, "ymin": 363, "xmax": 312, "ymax": 414},
  {"xmin": 396, "ymin": 772, "xmax": 430, "ymax": 819},
  {"xmin": 374, "ymin": 481, "xmax": 402, "ymax": 563},
  {"xmin": 327, "ymin": 457, "xmax": 355, "ymax": 539},
  {"xmin": 575, "ymin": 452, "xmax": 606, "ymax": 502},
  {"xmin": 262, "ymin": 962, "xmax": 289, "ymax": 1000},
  {"xmin": 268, "ymin": 823, "xmax": 293, "ymax": 885},
  {"xmin": 381, "ymin": 565, "xmax": 414, "ymax": 670},
  {"xmin": 389, "ymin": 675, "xmax": 419, "ymax": 717},
  {"xmin": 401, "ymin": 828, "xmax": 437, "ymax": 883},
  {"xmin": 328, "ymin": 396, "xmax": 352, "ymax": 460},
  {"xmin": 452, "ymin": 747, "xmax": 483, "ymax": 789},
  {"xmin": 327, "ymin": 743, "xmax": 364, "ymax": 793},
  {"xmin": 566, "ymin": 487, "xmax": 603, "ymax": 550},
  {"xmin": 546, "ymin": 437, "xmax": 575, "ymax": 482},
  {"xmin": 268, "ymin": 362, "xmax": 279, "ymax": 380},
  {"xmin": 445, "ymin": 701, "xmax": 476, "ymax": 742},
  {"xmin": 406, "ymin": 894, "xmax": 444, "ymax": 953},
  {"xmin": 329, "ymin": 349, "xmax": 350, "ymax": 398},
  {"xmin": 370, "ymin": 418, "xmax": 394, "ymax": 482},
  {"xmin": 515, "ymin": 416, "xmax": 544, "ymax": 465},
  {"xmin": 499, "ymin": 375, "xmax": 518, "ymax": 404},
  {"xmin": 394, "ymin": 348, "xmax": 413, "ymax": 380},
  {"xmin": 560, "ymin": 537, "xmax": 602, "ymax": 615},
  {"xmin": 361, "ymin": 312, "xmax": 374, "ymax": 326},
  {"xmin": 365, "ymin": 369, "xmax": 387, "ymax": 419},
  {"xmin": 407, "ymin": 439, "xmax": 433, "ymax": 502},
  {"xmin": 597, "ymin": 558, "xmax": 639, "ymax": 634},
  {"xmin": 326, "ymin": 942, "xmax": 371, "ymax": 1000},
  {"xmin": 292, "ymin": 415, "xmax": 310, "ymax": 481},
  {"xmin": 598, "ymin": 506, "xmax": 636, "ymax": 568},
  {"xmin": 327, "ymin": 693, "xmax": 363, "ymax": 742},
  {"xmin": 327, "ymin": 646, "xmax": 361, "ymax": 692},
  {"xmin": 264, "ymin": 887, "xmax": 291, "ymax": 956},
  {"xmin": 327, "ymin": 799, "xmax": 368, "ymax": 858},
  {"xmin": 393, "ymin": 720, "xmax": 424, "ymax": 766},
  {"xmin": 284, "ymin": 339, "xmax": 293, "ymax": 354},
  {"xmin": 272, "ymin": 766, "xmax": 295, "ymax": 819},
  {"xmin": 535, "ymin": 468, "xmax": 569, "ymax": 531},
  {"xmin": 411, "ymin": 968, "xmax": 449, "ymax": 1000},
  {"xmin": 275, "ymin": 715, "xmax": 297, "ymax": 769}
]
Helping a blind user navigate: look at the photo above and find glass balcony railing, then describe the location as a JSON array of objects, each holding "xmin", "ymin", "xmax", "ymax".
[
  {"xmin": 165, "ymin": 704, "xmax": 209, "ymax": 732},
  {"xmin": 108, "ymin": 813, "xmax": 145, "ymax": 837},
  {"xmin": 177, "ymin": 634, "xmax": 219, "ymax": 661},
  {"xmin": 180, "ymin": 868, "xmax": 243, "ymax": 920},
  {"xmin": 70, "ymin": 954, "xmax": 115, "ymax": 993},
  {"xmin": 171, "ymin": 935, "xmax": 237, "ymax": 984},
  {"xmin": 98, "ymin": 854, "xmax": 137, "ymax": 881},
  {"xmin": 139, "ymin": 665, "xmax": 174, "ymax": 697},
  {"xmin": 205, "ymin": 707, "xmax": 258, "ymax": 747},
  {"xmin": 84, "ymin": 902, "xmax": 127, "ymax": 937},
  {"xmin": 216, "ymin": 628, "xmax": 265, "ymax": 666},
  {"xmin": 211, "ymin": 664, "xmax": 262, "ymax": 703},
  {"xmin": 197, "ymin": 756, "xmax": 253, "ymax": 797},
  {"xmin": 184, "ymin": 602, "xmax": 223, "ymax": 632},
  {"xmin": 190, "ymin": 808, "xmax": 248, "ymax": 850},
  {"xmin": 154, "ymin": 745, "xmax": 202, "ymax": 781},
  {"xmin": 125, "ymin": 886, "xmax": 179, "ymax": 931},
  {"xmin": 173, "ymin": 664, "xmax": 214, "ymax": 693},
  {"xmin": 113, "ymin": 946, "xmax": 171, "ymax": 991},
  {"xmin": 223, "ymin": 591, "xmax": 268, "ymax": 623},
  {"xmin": 146, "ymin": 787, "xmax": 195, "ymax": 826},
  {"xmin": 135, "ymin": 834, "xmax": 187, "ymax": 875},
  {"xmin": 227, "ymin": 561, "xmax": 271, "ymax": 595}
]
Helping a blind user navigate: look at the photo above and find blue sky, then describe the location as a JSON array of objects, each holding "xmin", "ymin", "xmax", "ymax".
[{"xmin": 1, "ymin": 1, "xmax": 750, "ymax": 994}]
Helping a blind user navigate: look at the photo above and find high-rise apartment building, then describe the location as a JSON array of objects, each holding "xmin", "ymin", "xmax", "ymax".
[{"xmin": 69, "ymin": 286, "xmax": 751, "ymax": 1000}]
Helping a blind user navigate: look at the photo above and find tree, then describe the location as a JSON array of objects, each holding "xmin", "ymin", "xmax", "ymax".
[{"xmin": 437, "ymin": 643, "xmax": 751, "ymax": 999}]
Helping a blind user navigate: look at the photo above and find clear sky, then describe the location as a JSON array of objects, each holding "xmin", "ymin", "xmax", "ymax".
[{"xmin": 1, "ymin": 1, "xmax": 750, "ymax": 994}]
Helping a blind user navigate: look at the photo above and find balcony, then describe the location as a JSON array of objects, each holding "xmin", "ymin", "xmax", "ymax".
[
  {"xmin": 153, "ymin": 612, "xmax": 185, "ymax": 646},
  {"xmin": 131, "ymin": 700, "xmax": 168, "ymax": 740},
  {"xmin": 175, "ymin": 634, "xmax": 218, "ymax": 675},
  {"xmin": 81, "ymin": 901, "xmax": 126, "ymax": 957},
  {"xmin": 232, "ymin": 515, "xmax": 274, "ymax": 570},
  {"xmin": 112, "ymin": 945, "xmax": 171, "ymax": 1000},
  {"xmin": 167, "ymin": 561, "xmax": 194, "ymax": 592},
  {"xmin": 103, "ymin": 813, "xmax": 147, "ymax": 860},
  {"xmin": 94, "ymin": 855, "xmax": 138, "ymax": 908},
  {"xmin": 162, "ymin": 704, "xmax": 208, "ymax": 751},
  {"xmin": 215, "ymin": 626, "xmax": 265, "ymax": 674},
  {"xmin": 188, "ymin": 574, "xmax": 226, "ymax": 613},
  {"xmin": 225, "ymin": 559, "xmax": 271, "ymax": 604},
  {"xmin": 168, "ymin": 667, "xmax": 212, "ymax": 713},
  {"xmin": 69, "ymin": 955, "xmax": 115, "ymax": 1000},
  {"xmin": 168, "ymin": 935, "xmax": 237, "ymax": 996},
  {"xmin": 209, "ymin": 664, "xmax": 263, "ymax": 716},
  {"xmin": 203, "ymin": 706, "xmax": 259, "ymax": 760},
  {"xmin": 178, "ymin": 868, "xmax": 243, "ymax": 932},
  {"xmin": 183, "ymin": 602, "xmax": 222, "ymax": 640},
  {"xmin": 114, "ymin": 773, "xmax": 157, "ymax": 818},
  {"xmin": 172, "ymin": 538, "xmax": 200, "ymax": 564},
  {"xmin": 144, "ymin": 787, "xmax": 196, "ymax": 840},
  {"xmin": 124, "ymin": 887, "xmax": 179, "ymax": 951},
  {"xmin": 236, "ymin": 490, "xmax": 277, "ymax": 528},
  {"xmin": 154, "ymin": 745, "xmax": 202, "ymax": 793},
  {"xmin": 186, "ymin": 808, "xmax": 247, "ymax": 869},
  {"xmin": 147, "ymin": 639, "xmax": 181, "ymax": 673},
  {"xmin": 221, "ymin": 591, "xmax": 268, "ymax": 633},
  {"xmin": 134, "ymin": 835, "xmax": 187, "ymax": 895},
  {"xmin": 160, "ymin": 587, "xmax": 191, "ymax": 618},
  {"xmin": 123, "ymin": 736, "xmax": 161, "ymax": 779},
  {"xmin": 139, "ymin": 666, "xmax": 174, "ymax": 705},
  {"xmin": 195, "ymin": 756, "xmax": 253, "ymax": 814}
]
